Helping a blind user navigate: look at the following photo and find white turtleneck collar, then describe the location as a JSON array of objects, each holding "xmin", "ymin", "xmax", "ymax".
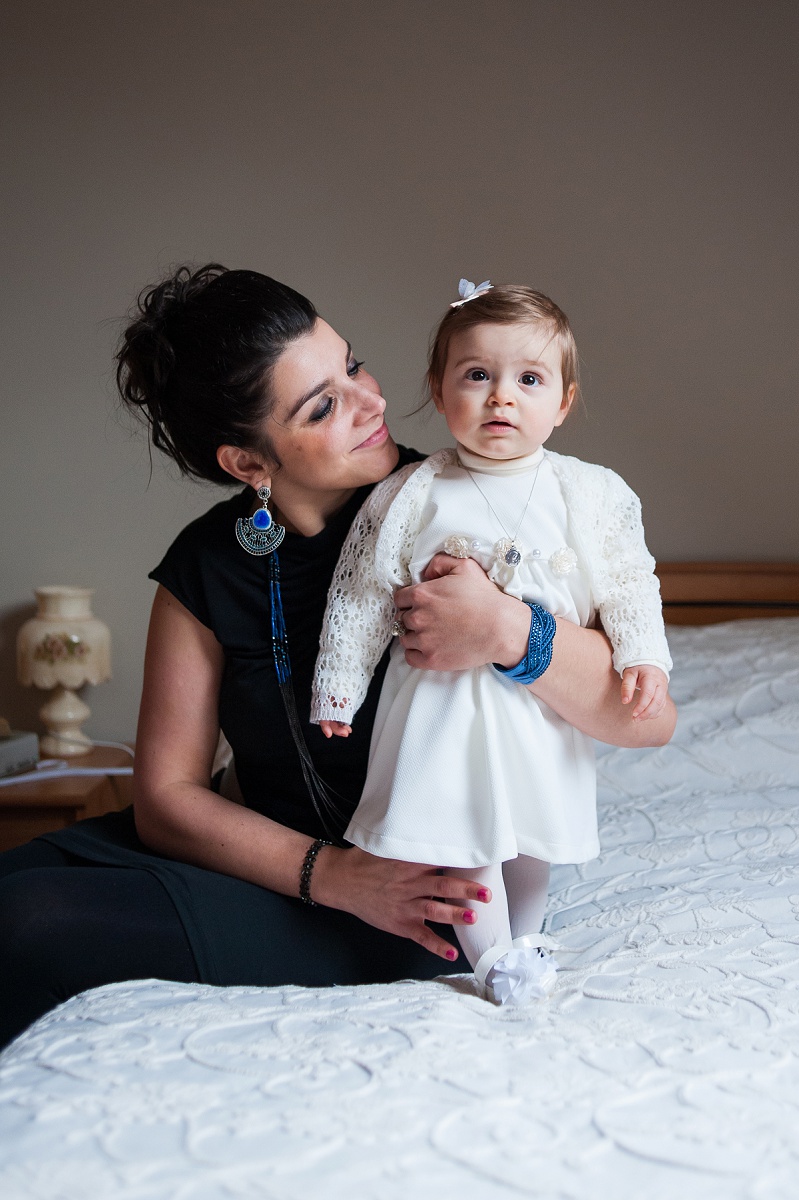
[{"xmin": 456, "ymin": 444, "xmax": 546, "ymax": 476}]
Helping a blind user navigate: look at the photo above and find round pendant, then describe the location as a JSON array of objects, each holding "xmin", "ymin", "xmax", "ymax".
[{"xmin": 504, "ymin": 546, "xmax": 522, "ymax": 566}]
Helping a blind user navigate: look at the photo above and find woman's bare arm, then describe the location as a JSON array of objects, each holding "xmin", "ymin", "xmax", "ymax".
[
  {"xmin": 528, "ymin": 616, "xmax": 676, "ymax": 747},
  {"xmin": 394, "ymin": 556, "xmax": 676, "ymax": 749},
  {"xmin": 133, "ymin": 587, "xmax": 313, "ymax": 894},
  {"xmin": 133, "ymin": 585, "xmax": 488, "ymax": 960}
]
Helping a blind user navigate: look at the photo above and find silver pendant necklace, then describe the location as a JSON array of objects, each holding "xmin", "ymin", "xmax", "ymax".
[{"xmin": 466, "ymin": 458, "xmax": 543, "ymax": 566}]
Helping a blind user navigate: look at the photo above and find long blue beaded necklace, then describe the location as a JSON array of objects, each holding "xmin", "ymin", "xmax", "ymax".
[
  {"xmin": 236, "ymin": 487, "xmax": 349, "ymax": 842},
  {"xmin": 266, "ymin": 553, "xmax": 350, "ymax": 841}
]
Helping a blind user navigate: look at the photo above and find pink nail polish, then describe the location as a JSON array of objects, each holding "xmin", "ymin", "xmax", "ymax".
[
  {"xmin": 463, "ymin": 910, "xmax": 476, "ymax": 924},
  {"xmin": 446, "ymin": 948, "xmax": 457, "ymax": 960},
  {"xmin": 477, "ymin": 888, "xmax": 490, "ymax": 902}
]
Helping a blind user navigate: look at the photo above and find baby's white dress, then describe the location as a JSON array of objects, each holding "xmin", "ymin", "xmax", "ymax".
[{"xmin": 311, "ymin": 445, "xmax": 671, "ymax": 869}]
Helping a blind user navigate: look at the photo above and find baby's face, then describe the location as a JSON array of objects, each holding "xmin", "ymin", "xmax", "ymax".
[{"xmin": 433, "ymin": 320, "xmax": 575, "ymax": 460}]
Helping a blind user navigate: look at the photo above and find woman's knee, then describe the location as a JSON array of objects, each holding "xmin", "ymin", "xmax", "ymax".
[{"xmin": 0, "ymin": 870, "xmax": 72, "ymax": 979}]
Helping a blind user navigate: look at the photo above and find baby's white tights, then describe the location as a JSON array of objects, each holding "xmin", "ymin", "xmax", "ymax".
[
  {"xmin": 447, "ymin": 856, "xmax": 553, "ymax": 1002},
  {"xmin": 504, "ymin": 854, "xmax": 551, "ymax": 941}
]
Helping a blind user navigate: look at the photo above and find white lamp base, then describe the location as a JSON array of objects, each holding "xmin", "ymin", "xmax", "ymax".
[{"xmin": 39, "ymin": 686, "xmax": 93, "ymax": 756}]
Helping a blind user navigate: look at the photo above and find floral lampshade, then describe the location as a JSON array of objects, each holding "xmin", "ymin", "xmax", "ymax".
[{"xmin": 17, "ymin": 587, "xmax": 111, "ymax": 755}]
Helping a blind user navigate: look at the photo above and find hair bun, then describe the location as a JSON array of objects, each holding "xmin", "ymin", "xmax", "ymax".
[
  {"xmin": 116, "ymin": 263, "xmax": 317, "ymax": 483},
  {"xmin": 116, "ymin": 263, "xmax": 228, "ymax": 459},
  {"xmin": 139, "ymin": 262, "xmax": 228, "ymax": 327}
]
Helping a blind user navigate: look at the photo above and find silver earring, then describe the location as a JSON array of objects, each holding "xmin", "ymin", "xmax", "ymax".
[{"xmin": 235, "ymin": 486, "xmax": 286, "ymax": 555}]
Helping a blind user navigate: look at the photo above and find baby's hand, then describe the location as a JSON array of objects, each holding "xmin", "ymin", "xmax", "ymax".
[
  {"xmin": 621, "ymin": 666, "xmax": 669, "ymax": 722},
  {"xmin": 319, "ymin": 720, "xmax": 352, "ymax": 739}
]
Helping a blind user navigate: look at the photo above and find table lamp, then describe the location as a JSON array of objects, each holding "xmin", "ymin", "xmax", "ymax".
[{"xmin": 17, "ymin": 587, "xmax": 111, "ymax": 756}]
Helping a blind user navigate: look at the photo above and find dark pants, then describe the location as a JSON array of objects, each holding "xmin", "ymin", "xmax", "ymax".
[{"xmin": 0, "ymin": 836, "xmax": 459, "ymax": 1050}]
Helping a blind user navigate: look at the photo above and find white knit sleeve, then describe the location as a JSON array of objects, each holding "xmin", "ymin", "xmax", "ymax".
[
  {"xmin": 310, "ymin": 464, "xmax": 421, "ymax": 726},
  {"xmin": 597, "ymin": 473, "xmax": 673, "ymax": 678}
]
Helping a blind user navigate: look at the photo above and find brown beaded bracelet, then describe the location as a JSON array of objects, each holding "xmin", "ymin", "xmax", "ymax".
[{"xmin": 299, "ymin": 838, "xmax": 333, "ymax": 906}]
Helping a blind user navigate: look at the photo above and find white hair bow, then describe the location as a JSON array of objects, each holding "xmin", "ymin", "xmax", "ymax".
[{"xmin": 450, "ymin": 278, "xmax": 493, "ymax": 308}]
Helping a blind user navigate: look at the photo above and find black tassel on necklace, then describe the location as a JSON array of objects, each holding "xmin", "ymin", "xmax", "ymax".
[{"xmin": 267, "ymin": 552, "xmax": 350, "ymax": 843}]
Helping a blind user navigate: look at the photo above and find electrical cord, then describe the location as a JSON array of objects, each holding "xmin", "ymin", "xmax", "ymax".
[{"xmin": 0, "ymin": 737, "xmax": 134, "ymax": 787}]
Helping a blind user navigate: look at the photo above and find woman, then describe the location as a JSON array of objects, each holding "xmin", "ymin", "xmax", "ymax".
[{"xmin": 0, "ymin": 265, "xmax": 676, "ymax": 1047}]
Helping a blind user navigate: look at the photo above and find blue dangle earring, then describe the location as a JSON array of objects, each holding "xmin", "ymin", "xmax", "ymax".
[{"xmin": 235, "ymin": 485, "xmax": 285, "ymax": 555}]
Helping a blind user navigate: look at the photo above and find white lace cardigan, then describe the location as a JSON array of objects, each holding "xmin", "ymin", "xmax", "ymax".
[{"xmin": 311, "ymin": 449, "xmax": 672, "ymax": 725}]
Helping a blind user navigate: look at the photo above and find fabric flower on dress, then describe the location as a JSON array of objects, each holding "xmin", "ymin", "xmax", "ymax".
[
  {"xmin": 443, "ymin": 534, "xmax": 472, "ymax": 559},
  {"xmin": 494, "ymin": 537, "xmax": 521, "ymax": 565},
  {"xmin": 450, "ymin": 278, "xmax": 493, "ymax": 308},
  {"xmin": 549, "ymin": 546, "xmax": 578, "ymax": 577}
]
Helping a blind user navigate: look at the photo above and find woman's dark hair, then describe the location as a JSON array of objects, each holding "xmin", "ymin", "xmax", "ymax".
[{"xmin": 117, "ymin": 263, "xmax": 318, "ymax": 484}]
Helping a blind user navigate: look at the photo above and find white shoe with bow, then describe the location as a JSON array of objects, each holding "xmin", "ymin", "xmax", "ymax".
[{"xmin": 474, "ymin": 934, "xmax": 560, "ymax": 1006}]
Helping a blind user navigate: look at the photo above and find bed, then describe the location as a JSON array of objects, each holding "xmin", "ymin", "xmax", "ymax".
[{"xmin": 1, "ymin": 564, "xmax": 798, "ymax": 1200}]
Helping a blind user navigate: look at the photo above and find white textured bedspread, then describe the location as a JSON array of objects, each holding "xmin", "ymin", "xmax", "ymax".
[{"xmin": 2, "ymin": 618, "xmax": 799, "ymax": 1199}]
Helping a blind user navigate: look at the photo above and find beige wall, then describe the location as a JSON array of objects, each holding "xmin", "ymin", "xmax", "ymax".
[{"xmin": 1, "ymin": 0, "xmax": 797, "ymax": 743}]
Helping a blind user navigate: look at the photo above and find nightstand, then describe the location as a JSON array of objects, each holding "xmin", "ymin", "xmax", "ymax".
[{"xmin": 0, "ymin": 746, "xmax": 134, "ymax": 852}]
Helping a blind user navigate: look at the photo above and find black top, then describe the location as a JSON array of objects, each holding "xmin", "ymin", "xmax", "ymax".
[
  {"xmin": 36, "ymin": 447, "xmax": 439, "ymax": 987},
  {"xmin": 148, "ymin": 460, "xmax": 422, "ymax": 841}
]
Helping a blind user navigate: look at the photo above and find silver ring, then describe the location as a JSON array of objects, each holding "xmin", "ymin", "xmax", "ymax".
[{"xmin": 391, "ymin": 619, "xmax": 407, "ymax": 637}]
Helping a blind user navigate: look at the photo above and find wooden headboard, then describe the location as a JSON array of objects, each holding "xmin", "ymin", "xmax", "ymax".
[{"xmin": 656, "ymin": 562, "xmax": 799, "ymax": 625}]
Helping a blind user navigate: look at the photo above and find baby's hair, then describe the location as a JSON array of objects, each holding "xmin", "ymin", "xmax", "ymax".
[{"xmin": 425, "ymin": 284, "xmax": 579, "ymax": 405}]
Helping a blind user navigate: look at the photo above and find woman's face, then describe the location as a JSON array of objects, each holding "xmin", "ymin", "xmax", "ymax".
[{"xmin": 265, "ymin": 319, "xmax": 398, "ymax": 503}]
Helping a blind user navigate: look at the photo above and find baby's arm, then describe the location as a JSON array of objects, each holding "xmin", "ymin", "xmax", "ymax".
[
  {"xmin": 311, "ymin": 466, "xmax": 417, "ymax": 729},
  {"xmin": 597, "ymin": 471, "xmax": 673, "ymax": 682},
  {"xmin": 620, "ymin": 663, "xmax": 669, "ymax": 721}
]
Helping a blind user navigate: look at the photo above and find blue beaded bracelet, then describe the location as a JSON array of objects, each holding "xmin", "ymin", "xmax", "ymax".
[{"xmin": 493, "ymin": 602, "xmax": 556, "ymax": 685}]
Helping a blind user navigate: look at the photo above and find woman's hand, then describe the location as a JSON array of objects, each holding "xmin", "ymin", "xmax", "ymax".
[
  {"xmin": 312, "ymin": 844, "xmax": 491, "ymax": 962},
  {"xmin": 394, "ymin": 554, "xmax": 529, "ymax": 671},
  {"xmin": 394, "ymin": 553, "xmax": 676, "ymax": 749}
]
